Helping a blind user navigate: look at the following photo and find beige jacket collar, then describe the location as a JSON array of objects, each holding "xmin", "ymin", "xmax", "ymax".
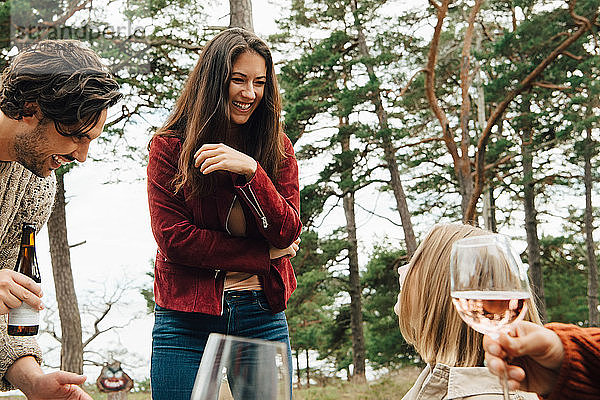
[{"xmin": 402, "ymin": 364, "xmax": 539, "ymax": 400}]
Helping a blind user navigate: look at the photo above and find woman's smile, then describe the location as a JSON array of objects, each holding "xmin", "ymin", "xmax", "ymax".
[
  {"xmin": 232, "ymin": 100, "xmax": 253, "ymax": 111},
  {"xmin": 228, "ymin": 51, "xmax": 266, "ymax": 125}
]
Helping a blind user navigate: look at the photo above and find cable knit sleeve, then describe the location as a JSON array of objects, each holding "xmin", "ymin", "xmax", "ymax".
[
  {"xmin": 0, "ymin": 163, "xmax": 55, "ymax": 390},
  {"xmin": 0, "ymin": 315, "xmax": 43, "ymax": 390},
  {"xmin": 0, "ymin": 164, "xmax": 56, "ymax": 269},
  {"xmin": 545, "ymin": 322, "xmax": 600, "ymax": 400}
]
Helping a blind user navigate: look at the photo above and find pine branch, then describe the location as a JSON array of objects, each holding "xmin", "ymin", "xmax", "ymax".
[
  {"xmin": 466, "ymin": 0, "xmax": 595, "ymax": 222},
  {"xmin": 424, "ymin": 0, "xmax": 461, "ymax": 167},
  {"xmin": 459, "ymin": 0, "xmax": 484, "ymax": 160},
  {"xmin": 397, "ymin": 68, "xmax": 427, "ymax": 97},
  {"xmin": 532, "ymin": 81, "xmax": 574, "ymax": 90},
  {"xmin": 355, "ymin": 202, "xmax": 402, "ymax": 227}
]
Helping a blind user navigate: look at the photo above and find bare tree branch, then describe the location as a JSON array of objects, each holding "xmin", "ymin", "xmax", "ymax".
[
  {"xmin": 355, "ymin": 202, "xmax": 402, "ymax": 227},
  {"xmin": 82, "ymin": 301, "xmax": 114, "ymax": 348},
  {"xmin": 68, "ymin": 240, "xmax": 86, "ymax": 249}
]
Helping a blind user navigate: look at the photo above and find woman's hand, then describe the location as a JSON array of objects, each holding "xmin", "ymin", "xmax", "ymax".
[
  {"xmin": 269, "ymin": 237, "xmax": 300, "ymax": 260},
  {"xmin": 194, "ymin": 143, "xmax": 257, "ymax": 180},
  {"xmin": 483, "ymin": 321, "xmax": 564, "ymax": 395}
]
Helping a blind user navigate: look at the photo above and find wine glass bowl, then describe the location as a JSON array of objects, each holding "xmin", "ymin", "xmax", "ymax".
[
  {"xmin": 450, "ymin": 234, "xmax": 531, "ymax": 338},
  {"xmin": 450, "ymin": 233, "xmax": 532, "ymax": 400},
  {"xmin": 191, "ymin": 333, "xmax": 291, "ymax": 400}
]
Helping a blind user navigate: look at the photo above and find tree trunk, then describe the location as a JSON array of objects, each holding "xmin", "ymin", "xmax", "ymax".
[
  {"xmin": 350, "ymin": 0, "xmax": 417, "ymax": 257},
  {"xmin": 305, "ymin": 347, "xmax": 310, "ymax": 388},
  {"xmin": 584, "ymin": 125, "xmax": 598, "ymax": 326},
  {"xmin": 295, "ymin": 349, "xmax": 301, "ymax": 389},
  {"xmin": 340, "ymin": 131, "xmax": 367, "ymax": 384},
  {"xmin": 520, "ymin": 102, "xmax": 547, "ymax": 322},
  {"xmin": 423, "ymin": 0, "xmax": 476, "ymax": 223},
  {"xmin": 229, "ymin": 0, "xmax": 253, "ymax": 32},
  {"xmin": 474, "ymin": 30, "xmax": 496, "ymax": 232},
  {"xmin": 47, "ymin": 172, "xmax": 84, "ymax": 374},
  {"xmin": 481, "ymin": 186, "xmax": 496, "ymax": 232},
  {"xmin": 457, "ymin": 166, "xmax": 474, "ymax": 222}
]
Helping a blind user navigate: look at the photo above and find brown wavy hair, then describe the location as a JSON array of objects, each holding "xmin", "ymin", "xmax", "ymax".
[
  {"xmin": 154, "ymin": 28, "xmax": 284, "ymax": 198},
  {"xmin": 0, "ymin": 39, "xmax": 122, "ymax": 138}
]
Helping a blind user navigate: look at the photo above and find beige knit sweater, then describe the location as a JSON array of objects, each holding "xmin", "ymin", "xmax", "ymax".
[{"xmin": 0, "ymin": 161, "xmax": 56, "ymax": 390}]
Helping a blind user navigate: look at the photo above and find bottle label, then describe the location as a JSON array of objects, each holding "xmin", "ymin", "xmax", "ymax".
[{"xmin": 8, "ymin": 303, "xmax": 39, "ymax": 326}]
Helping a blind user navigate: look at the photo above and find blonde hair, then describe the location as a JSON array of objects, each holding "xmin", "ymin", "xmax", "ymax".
[{"xmin": 397, "ymin": 223, "xmax": 542, "ymax": 367}]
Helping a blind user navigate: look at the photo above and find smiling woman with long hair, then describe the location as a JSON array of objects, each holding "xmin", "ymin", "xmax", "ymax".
[{"xmin": 147, "ymin": 28, "xmax": 301, "ymax": 400}]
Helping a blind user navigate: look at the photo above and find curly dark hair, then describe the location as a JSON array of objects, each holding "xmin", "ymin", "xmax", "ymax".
[{"xmin": 0, "ymin": 39, "xmax": 122, "ymax": 138}]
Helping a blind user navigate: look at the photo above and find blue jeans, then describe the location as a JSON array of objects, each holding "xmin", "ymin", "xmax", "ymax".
[{"xmin": 151, "ymin": 290, "xmax": 293, "ymax": 400}]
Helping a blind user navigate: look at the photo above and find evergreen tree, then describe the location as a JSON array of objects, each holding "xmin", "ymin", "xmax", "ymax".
[
  {"xmin": 362, "ymin": 244, "xmax": 419, "ymax": 370},
  {"xmin": 286, "ymin": 229, "xmax": 343, "ymax": 387},
  {"xmin": 420, "ymin": 0, "xmax": 597, "ymax": 224},
  {"xmin": 540, "ymin": 234, "xmax": 590, "ymax": 324}
]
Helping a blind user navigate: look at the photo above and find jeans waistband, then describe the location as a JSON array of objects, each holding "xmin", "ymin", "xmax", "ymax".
[{"xmin": 224, "ymin": 290, "xmax": 264, "ymax": 301}]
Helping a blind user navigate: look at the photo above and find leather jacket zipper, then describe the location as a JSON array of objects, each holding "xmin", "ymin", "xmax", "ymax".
[
  {"xmin": 218, "ymin": 195, "xmax": 238, "ymax": 312},
  {"xmin": 240, "ymin": 186, "xmax": 268, "ymax": 229},
  {"xmin": 218, "ymin": 194, "xmax": 237, "ymax": 279},
  {"xmin": 220, "ymin": 288, "xmax": 225, "ymax": 316},
  {"xmin": 225, "ymin": 194, "xmax": 237, "ymax": 236}
]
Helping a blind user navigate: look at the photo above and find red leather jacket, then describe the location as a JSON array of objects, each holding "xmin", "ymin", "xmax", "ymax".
[{"xmin": 147, "ymin": 135, "xmax": 301, "ymax": 315}]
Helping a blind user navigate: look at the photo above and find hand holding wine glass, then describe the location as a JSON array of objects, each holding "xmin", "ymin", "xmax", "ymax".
[
  {"xmin": 450, "ymin": 234, "xmax": 532, "ymax": 400},
  {"xmin": 483, "ymin": 321, "xmax": 564, "ymax": 395}
]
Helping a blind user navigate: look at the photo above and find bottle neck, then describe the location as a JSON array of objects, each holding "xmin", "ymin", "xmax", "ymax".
[
  {"xmin": 20, "ymin": 224, "xmax": 36, "ymax": 247},
  {"xmin": 15, "ymin": 224, "xmax": 40, "ymax": 283}
]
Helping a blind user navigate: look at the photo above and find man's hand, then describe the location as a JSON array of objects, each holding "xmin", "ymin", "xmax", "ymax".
[
  {"xmin": 269, "ymin": 237, "xmax": 300, "ymax": 260},
  {"xmin": 194, "ymin": 143, "xmax": 257, "ymax": 180},
  {"xmin": 483, "ymin": 321, "xmax": 564, "ymax": 395},
  {"xmin": 6, "ymin": 357, "xmax": 92, "ymax": 400},
  {"xmin": 0, "ymin": 270, "xmax": 43, "ymax": 314},
  {"xmin": 23, "ymin": 371, "xmax": 92, "ymax": 400}
]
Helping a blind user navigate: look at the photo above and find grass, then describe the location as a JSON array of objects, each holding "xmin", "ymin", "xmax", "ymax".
[
  {"xmin": 294, "ymin": 367, "xmax": 421, "ymax": 400},
  {"xmin": 0, "ymin": 386, "xmax": 151, "ymax": 400},
  {"xmin": 0, "ymin": 367, "xmax": 421, "ymax": 400}
]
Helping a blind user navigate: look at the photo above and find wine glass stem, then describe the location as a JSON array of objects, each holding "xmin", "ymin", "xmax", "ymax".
[{"xmin": 501, "ymin": 367, "xmax": 510, "ymax": 400}]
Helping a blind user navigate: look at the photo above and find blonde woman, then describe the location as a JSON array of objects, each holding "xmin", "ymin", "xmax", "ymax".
[{"xmin": 395, "ymin": 223, "xmax": 541, "ymax": 400}]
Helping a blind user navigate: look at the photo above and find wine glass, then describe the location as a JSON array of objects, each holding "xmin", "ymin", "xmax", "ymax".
[
  {"xmin": 190, "ymin": 333, "xmax": 291, "ymax": 400},
  {"xmin": 450, "ymin": 234, "xmax": 531, "ymax": 400}
]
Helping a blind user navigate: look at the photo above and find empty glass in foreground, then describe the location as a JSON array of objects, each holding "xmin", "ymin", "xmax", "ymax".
[{"xmin": 191, "ymin": 333, "xmax": 291, "ymax": 400}]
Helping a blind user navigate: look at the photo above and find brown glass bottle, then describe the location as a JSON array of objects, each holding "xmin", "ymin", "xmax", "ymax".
[{"xmin": 8, "ymin": 223, "xmax": 41, "ymax": 336}]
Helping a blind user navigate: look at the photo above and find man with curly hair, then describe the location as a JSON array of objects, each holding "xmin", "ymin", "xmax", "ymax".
[{"xmin": 0, "ymin": 39, "xmax": 121, "ymax": 399}]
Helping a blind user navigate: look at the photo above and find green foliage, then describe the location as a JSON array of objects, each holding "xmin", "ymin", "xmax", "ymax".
[
  {"xmin": 362, "ymin": 244, "xmax": 418, "ymax": 369},
  {"xmin": 539, "ymin": 235, "xmax": 589, "ymax": 325},
  {"xmin": 141, "ymin": 263, "xmax": 156, "ymax": 314},
  {"xmin": 287, "ymin": 229, "xmax": 351, "ymax": 379},
  {"xmin": 287, "ymin": 230, "xmax": 342, "ymax": 351},
  {"xmin": 281, "ymin": 0, "xmax": 600, "ymax": 378}
]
